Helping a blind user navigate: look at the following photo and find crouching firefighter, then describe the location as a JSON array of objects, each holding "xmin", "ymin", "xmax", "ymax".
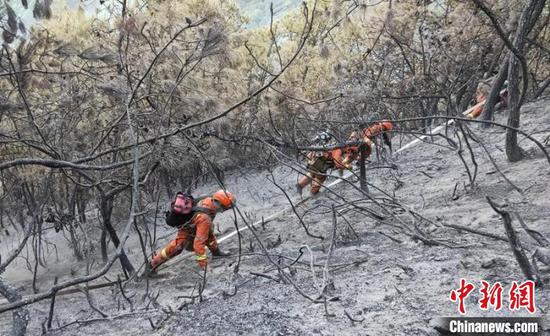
[
  {"xmin": 466, "ymin": 80, "xmax": 508, "ymax": 119},
  {"xmin": 362, "ymin": 121, "xmax": 393, "ymax": 152},
  {"xmin": 296, "ymin": 122, "xmax": 394, "ymax": 196},
  {"xmin": 146, "ymin": 190, "xmax": 234, "ymax": 274},
  {"xmin": 296, "ymin": 131, "xmax": 353, "ymax": 196}
]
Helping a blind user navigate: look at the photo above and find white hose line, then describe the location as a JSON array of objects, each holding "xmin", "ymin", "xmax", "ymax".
[
  {"xmin": 162, "ymin": 101, "xmax": 484, "ymax": 270},
  {"xmin": 220, "ymin": 102, "xmax": 484, "ymax": 240},
  {"xmin": 0, "ymin": 102, "xmax": 485, "ymax": 308}
]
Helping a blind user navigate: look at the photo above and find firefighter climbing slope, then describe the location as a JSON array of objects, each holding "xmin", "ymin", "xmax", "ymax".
[
  {"xmin": 467, "ymin": 80, "xmax": 508, "ymax": 119},
  {"xmin": 296, "ymin": 130, "xmax": 348, "ymax": 196},
  {"xmin": 146, "ymin": 190, "xmax": 234, "ymax": 274},
  {"xmin": 297, "ymin": 121, "xmax": 393, "ymax": 196}
]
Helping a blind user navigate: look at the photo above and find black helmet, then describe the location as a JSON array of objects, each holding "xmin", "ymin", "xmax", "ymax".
[{"xmin": 313, "ymin": 130, "xmax": 332, "ymax": 145}]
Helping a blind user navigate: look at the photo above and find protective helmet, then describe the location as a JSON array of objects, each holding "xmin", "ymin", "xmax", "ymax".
[
  {"xmin": 314, "ymin": 130, "xmax": 332, "ymax": 145},
  {"xmin": 212, "ymin": 190, "xmax": 236, "ymax": 209},
  {"xmin": 381, "ymin": 121, "xmax": 393, "ymax": 132}
]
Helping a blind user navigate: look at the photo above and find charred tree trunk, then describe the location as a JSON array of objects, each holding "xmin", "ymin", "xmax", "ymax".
[
  {"xmin": 478, "ymin": 7, "xmax": 518, "ymax": 126},
  {"xmin": 0, "ymin": 200, "xmax": 5, "ymax": 234},
  {"xmin": 506, "ymin": 55, "xmax": 524, "ymax": 161},
  {"xmin": 0, "ymin": 278, "xmax": 29, "ymax": 336},
  {"xmin": 76, "ymin": 190, "xmax": 87, "ymax": 224},
  {"xmin": 359, "ymin": 146, "xmax": 368, "ymax": 192},
  {"xmin": 99, "ymin": 196, "xmax": 135, "ymax": 275},
  {"xmin": 480, "ymin": 61, "xmax": 508, "ymax": 125},
  {"xmin": 532, "ymin": 77, "xmax": 550, "ymax": 99},
  {"xmin": 100, "ymin": 228, "xmax": 108, "ymax": 263},
  {"xmin": 506, "ymin": 0, "xmax": 546, "ymax": 162},
  {"xmin": 487, "ymin": 197, "xmax": 541, "ymax": 284}
]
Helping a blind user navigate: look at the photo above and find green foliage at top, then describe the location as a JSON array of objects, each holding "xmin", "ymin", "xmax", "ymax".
[
  {"xmin": 237, "ymin": 0, "xmax": 302, "ymax": 28},
  {"xmin": 0, "ymin": 0, "xmax": 548, "ymax": 220}
]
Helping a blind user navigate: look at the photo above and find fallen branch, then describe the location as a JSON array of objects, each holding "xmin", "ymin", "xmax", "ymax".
[
  {"xmin": 443, "ymin": 223, "xmax": 509, "ymax": 242},
  {"xmin": 344, "ymin": 309, "xmax": 365, "ymax": 324},
  {"xmin": 249, "ymin": 271, "xmax": 281, "ymax": 283},
  {"xmin": 268, "ymin": 171, "xmax": 324, "ymax": 240},
  {"xmin": 46, "ymin": 277, "xmax": 58, "ymax": 330},
  {"xmin": 49, "ymin": 308, "xmax": 159, "ymax": 332},
  {"xmin": 486, "ymin": 197, "xmax": 541, "ymax": 284},
  {"xmin": 514, "ymin": 212, "xmax": 549, "ymax": 247},
  {"xmin": 78, "ymin": 286, "xmax": 108, "ymax": 318},
  {"xmin": 0, "ymin": 221, "xmax": 34, "ymax": 274},
  {"xmin": 377, "ymin": 231, "xmax": 403, "ymax": 244},
  {"xmin": 0, "ymin": 153, "xmax": 151, "ymax": 172},
  {"xmin": 465, "ymin": 127, "xmax": 523, "ymax": 195}
]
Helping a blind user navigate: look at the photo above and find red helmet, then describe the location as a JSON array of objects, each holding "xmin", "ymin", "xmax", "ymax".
[
  {"xmin": 381, "ymin": 121, "xmax": 393, "ymax": 132},
  {"xmin": 212, "ymin": 190, "xmax": 236, "ymax": 209}
]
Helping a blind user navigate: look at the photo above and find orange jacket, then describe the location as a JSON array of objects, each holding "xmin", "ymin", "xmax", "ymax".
[
  {"xmin": 329, "ymin": 148, "xmax": 346, "ymax": 169},
  {"xmin": 341, "ymin": 121, "xmax": 393, "ymax": 166},
  {"xmin": 362, "ymin": 121, "xmax": 393, "ymax": 139},
  {"xmin": 305, "ymin": 121, "xmax": 393, "ymax": 172},
  {"xmin": 305, "ymin": 149, "xmax": 344, "ymax": 172},
  {"xmin": 190, "ymin": 197, "xmax": 220, "ymax": 263},
  {"xmin": 467, "ymin": 92, "xmax": 487, "ymax": 119}
]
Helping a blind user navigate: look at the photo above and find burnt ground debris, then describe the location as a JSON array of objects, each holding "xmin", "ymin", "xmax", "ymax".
[{"xmin": 1, "ymin": 99, "xmax": 550, "ymax": 335}]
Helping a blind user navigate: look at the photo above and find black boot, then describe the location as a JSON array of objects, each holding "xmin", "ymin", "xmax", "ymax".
[
  {"xmin": 212, "ymin": 248, "xmax": 230, "ymax": 257},
  {"xmin": 142, "ymin": 262, "xmax": 157, "ymax": 277}
]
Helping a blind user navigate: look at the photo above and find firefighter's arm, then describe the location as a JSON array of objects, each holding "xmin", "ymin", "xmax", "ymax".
[
  {"xmin": 332, "ymin": 149, "xmax": 349, "ymax": 170},
  {"xmin": 342, "ymin": 146, "xmax": 359, "ymax": 169},
  {"xmin": 332, "ymin": 149, "xmax": 342, "ymax": 168},
  {"xmin": 358, "ymin": 137, "xmax": 374, "ymax": 160},
  {"xmin": 467, "ymin": 101, "xmax": 485, "ymax": 119},
  {"xmin": 193, "ymin": 213, "xmax": 212, "ymax": 269},
  {"xmin": 363, "ymin": 136, "xmax": 373, "ymax": 149},
  {"xmin": 468, "ymin": 93, "xmax": 487, "ymax": 119}
]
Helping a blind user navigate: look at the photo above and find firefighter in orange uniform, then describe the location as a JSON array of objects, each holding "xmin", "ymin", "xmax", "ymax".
[
  {"xmin": 147, "ymin": 190, "xmax": 234, "ymax": 273},
  {"xmin": 296, "ymin": 147, "xmax": 349, "ymax": 195},
  {"xmin": 296, "ymin": 122, "xmax": 393, "ymax": 196},
  {"xmin": 467, "ymin": 81, "xmax": 508, "ymax": 119},
  {"xmin": 340, "ymin": 121, "xmax": 393, "ymax": 168}
]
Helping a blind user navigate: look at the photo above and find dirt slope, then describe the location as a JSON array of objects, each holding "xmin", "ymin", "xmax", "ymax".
[{"xmin": 1, "ymin": 99, "xmax": 549, "ymax": 336}]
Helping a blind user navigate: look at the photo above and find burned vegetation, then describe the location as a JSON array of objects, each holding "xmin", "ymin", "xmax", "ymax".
[{"xmin": 0, "ymin": 0, "xmax": 549, "ymax": 335}]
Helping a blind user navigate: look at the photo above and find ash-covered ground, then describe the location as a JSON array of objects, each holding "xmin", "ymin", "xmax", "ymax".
[{"xmin": 1, "ymin": 99, "xmax": 550, "ymax": 335}]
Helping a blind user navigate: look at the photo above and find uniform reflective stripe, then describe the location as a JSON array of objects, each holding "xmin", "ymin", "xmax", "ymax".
[
  {"xmin": 160, "ymin": 248, "xmax": 168, "ymax": 259},
  {"xmin": 192, "ymin": 206, "xmax": 215, "ymax": 216},
  {"xmin": 196, "ymin": 254, "xmax": 207, "ymax": 261}
]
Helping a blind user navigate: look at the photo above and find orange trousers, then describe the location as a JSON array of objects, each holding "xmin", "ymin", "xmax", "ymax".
[
  {"xmin": 297, "ymin": 172, "xmax": 327, "ymax": 195},
  {"xmin": 150, "ymin": 226, "xmax": 218, "ymax": 269}
]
